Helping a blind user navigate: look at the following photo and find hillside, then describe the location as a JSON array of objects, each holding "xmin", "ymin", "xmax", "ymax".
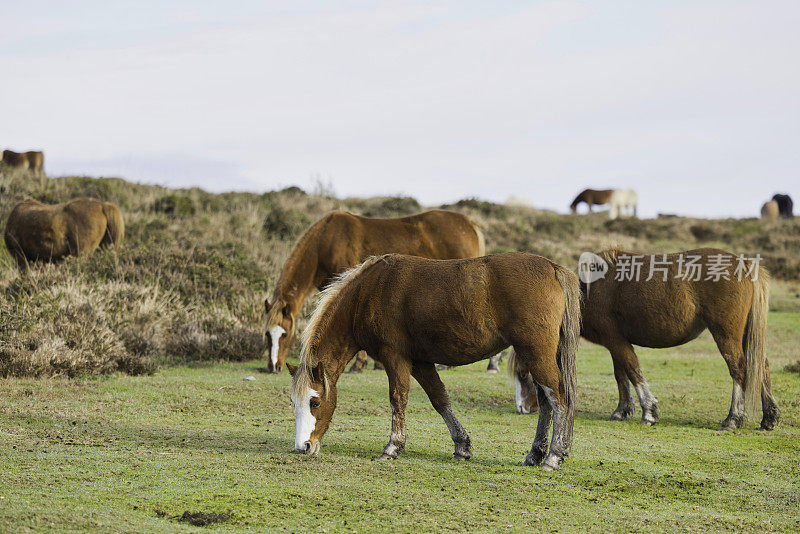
[{"xmin": 1, "ymin": 169, "xmax": 799, "ymax": 377}]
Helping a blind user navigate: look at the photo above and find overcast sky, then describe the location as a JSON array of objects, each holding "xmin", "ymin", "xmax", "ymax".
[{"xmin": 2, "ymin": 1, "xmax": 798, "ymax": 218}]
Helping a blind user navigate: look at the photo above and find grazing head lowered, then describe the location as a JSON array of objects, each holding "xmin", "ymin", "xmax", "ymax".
[
  {"xmin": 263, "ymin": 296, "xmax": 295, "ymax": 373},
  {"xmin": 287, "ymin": 260, "xmax": 376, "ymax": 454}
]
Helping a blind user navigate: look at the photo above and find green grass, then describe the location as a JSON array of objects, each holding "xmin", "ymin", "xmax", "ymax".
[{"xmin": 1, "ymin": 313, "xmax": 799, "ymax": 532}]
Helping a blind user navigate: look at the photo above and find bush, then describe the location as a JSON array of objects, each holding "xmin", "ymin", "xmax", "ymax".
[
  {"xmin": 263, "ymin": 203, "xmax": 311, "ymax": 240},
  {"xmin": 152, "ymin": 194, "xmax": 197, "ymax": 216}
]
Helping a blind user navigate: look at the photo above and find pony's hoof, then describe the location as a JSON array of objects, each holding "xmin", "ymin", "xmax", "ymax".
[
  {"xmin": 486, "ymin": 368, "xmax": 499, "ymax": 374},
  {"xmin": 451, "ymin": 453, "xmax": 470, "ymax": 461},
  {"xmin": 610, "ymin": 411, "xmax": 630, "ymax": 421},
  {"xmin": 540, "ymin": 454, "xmax": 561, "ymax": 471},
  {"xmin": 375, "ymin": 453, "xmax": 397, "ymax": 461},
  {"xmin": 759, "ymin": 420, "xmax": 777, "ymax": 431},
  {"xmin": 346, "ymin": 366, "xmax": 363, "ymax": 374}
]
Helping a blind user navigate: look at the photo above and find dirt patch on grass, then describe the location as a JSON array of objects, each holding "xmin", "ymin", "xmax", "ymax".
[{"xmin": 155, "ymin": 508, "xmax": 233, "ymax": 527}]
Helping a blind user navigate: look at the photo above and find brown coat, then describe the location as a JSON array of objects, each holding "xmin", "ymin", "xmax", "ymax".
[
  {"xmin": 4, "ymin": 197, "xmax": 124, "ymax": 271},
  {"xmin": 264, "ymin": 209, "xmax": 485, "ymax": 372}
]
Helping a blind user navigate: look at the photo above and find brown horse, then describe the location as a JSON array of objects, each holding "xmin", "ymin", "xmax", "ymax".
[
  {"xmin": 264, "ymin": 209, "xmax": 485, "ymax": 373},
  {"xmin": 578, "ymin": 248, "xmax": 779, "ymax": 430},
  {"xmin": 288, "ymin": 252, "xmax": 581, "ymax": 470},
  {"xmin": 4, "ymin": 197, "xmax": 124, "ymax": 271},
  {"xmin": 2, "ymin": 150, "xmax": 45, "ymax": 184},
  {"xmin": 570, "ymin": 189, "xmax": 613, "ymax": 214}
]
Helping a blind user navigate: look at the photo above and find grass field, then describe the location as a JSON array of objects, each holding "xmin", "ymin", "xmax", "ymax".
[{"xmin": 1, "ymin": 312, "xmax": 798, "ymax": 532}]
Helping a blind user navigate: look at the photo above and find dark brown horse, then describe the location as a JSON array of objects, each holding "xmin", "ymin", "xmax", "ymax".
[
  {"xmin": 264, "ymin": 210, "xmax": 485, "ymax": 373},
  {"xmin": 288, "ymin": 253, "xmax": 581, "ymax": 470},
  {"xmin": 4, "ymin": 197, "xmax": 124, "ymax": 272},
  {"xmin": 579, "ymin": 248, "xmax": 778, "ymax": 430},
  {"xmin": 570, "ymin": 189, "xmax": 613, "ymax": 214}
]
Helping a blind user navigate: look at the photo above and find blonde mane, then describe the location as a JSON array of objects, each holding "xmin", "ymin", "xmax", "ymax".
[{"xmin": 291, "ymin": 255, "xmax": 388, "ymax": 398}]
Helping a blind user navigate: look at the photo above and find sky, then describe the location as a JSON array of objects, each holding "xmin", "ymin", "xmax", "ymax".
[{"xmin": 1, "ymin": 1, "xmax": 798, "ymax": 218}]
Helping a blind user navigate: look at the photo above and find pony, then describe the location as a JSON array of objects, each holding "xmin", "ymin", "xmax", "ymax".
[
  {"xmin": 4, "ymin": 197, "xmax": 124, "ymax": 272},
  {"xmin": 608, "ymin": 189, "xmax": 637, "ymax": 219},
  {"xmin": 772, "ymin": 194, "xmax": 793, "ymax": 218},
  {"xmin": 263, "ymin": 209, "xmax": 487, "ymax": 374},
  {"xmin": 761, "ymin": 200, "xmax": 779, "ymax": 220},
  {"xmin": 2, "ymin": 149, "xmax": 45, "ymax": 185},
  {"xmin": 578, "ymin": 248, "xmax": 779, "ymax": 430},
  {"xmin": 570, "ymin": 189, "xmax": 613, "ymax": 214},
  {"xmin": 288, "ymin": 252, "xmax": 581, "ymax": 470}
]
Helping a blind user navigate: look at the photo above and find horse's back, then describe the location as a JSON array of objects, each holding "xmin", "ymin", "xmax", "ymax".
[
  {"xmin": 584, "ymin": 248, "xmax": 753, "ymax": 348},
  {"xmin": 319, "ymin": 210, "xmax": 480, "ymax": 266},
  {"xmin": 354, "ymin": 253, "xmax": 564, "ymax": 363}
]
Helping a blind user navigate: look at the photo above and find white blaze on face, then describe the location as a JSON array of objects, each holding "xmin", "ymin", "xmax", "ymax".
[
  {"xmin": 292, "ymin": 387, "xmax": 319, "ymax": 451},
  {"xmin": 268, "ymin": 325, "xmax": 286, "ymax": 366},
  {"xmin": 515, "ymin": 377, "xmax": 530, "ymax": 414}
]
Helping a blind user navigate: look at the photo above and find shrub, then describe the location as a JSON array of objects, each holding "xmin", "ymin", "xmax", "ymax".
[{"xmin": 152, "ymin": 194, "xmax": 197, "ymax": 216}]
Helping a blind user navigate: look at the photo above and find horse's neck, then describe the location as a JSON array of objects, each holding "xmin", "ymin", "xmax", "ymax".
[
  {"xmin": 275, "ymin": 229, "xmax": 325, "ymax": 317},
  {"xmin": 318, "ymin": 296, "xmax": 361, "ymax": 381}
]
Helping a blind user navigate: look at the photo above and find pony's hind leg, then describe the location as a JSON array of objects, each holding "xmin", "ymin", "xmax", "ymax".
[
  {"xmin": 710, "ymin": 331, "xmax": 746, "ymax": 430},
  {"xmin": 761, "ymin": 359, "xmax": 780, "ymax": 430},
  {"xmin": 411, "ymin": 361, "xmax": 472, "ymax": 459},
  {"xmin": 517, "ymin": 345, "xmax": 571, "ymax": 470},
  {"xmin": 524, "ymin": 385, "xmax": 552, "ymax": 466},
  {"xmin": 608, "ymin": 340, "xmax": 659, "ymax": 425}
]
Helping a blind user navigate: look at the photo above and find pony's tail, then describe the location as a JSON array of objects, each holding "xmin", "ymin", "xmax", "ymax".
[
  {"xmin": 743, "ymin": 268, "xmax": 770, "ymax": 415},
  {"xmin": 553, "ymin": 265, "xmax": 581, "ymax": 416},
  {"xmin": 102, "ymin": 203, "xmax": 125, "ymax": 248},
  {"xmin": 469, "ymin": 219, "xmax": 486, "ymax": 257}
]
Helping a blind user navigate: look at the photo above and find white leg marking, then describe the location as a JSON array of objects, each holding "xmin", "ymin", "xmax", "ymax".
[
  {"xmin": 516, "ymin": 377, "xmax": 531, "ymax": 414},
  {"xmin": 268, "ymin": 325, "xmax": 286, "ymax": 366},
  {"xmin": 731, "ymin": 381, "xmax": 744, "ymax": 417},
  {"xmin": 291, "ymin": 387, "xmax": 318, "ymax": 451}
]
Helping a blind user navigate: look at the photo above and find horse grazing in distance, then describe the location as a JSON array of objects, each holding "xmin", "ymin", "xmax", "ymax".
[
  {"xmin": 2, "ymin": 149, "xmax": 45, "ymax": 184},
  {"xmin": 761, "ymin": 200, "xmax": 779, "ymax": 220},
  {"xmin": 608, "ymin": 189, "xmax": 637, "ymax": 219},
  {"xmin": 288, "ymin": 253, "xmax": 580, "ymax": 470},
  {"xmin": 772, "ymin": 194, "xmax": 793, "ymax": 218},
  {"xmin": 4, "ymin": 198, "xmax": 124, "ymax": 272},
  {"xmin": 570, "ymin": 189, "xmax": 613, "ymax": 214},
  {"xmin": 264, "ymin": 209, "xmax": 487, "ymax": 374},
  {"xmin": 580, "ymin": 248, "xmax": 779, "ymax": 430}
]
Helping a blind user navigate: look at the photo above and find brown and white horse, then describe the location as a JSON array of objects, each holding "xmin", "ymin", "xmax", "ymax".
[
  {"xmin": 579, "ymin": 248, "xmax": 779, "ymax": 430},
  {"xmin": 569, "ymin": 189, "xmax": 613, "ymax": 214},
  {"xmin": 288, "ymin": 253, "xmax": 581, "ymax": 470},
  {"xmin": 264, "ymin": 210, "xmax": 486, "ymax": 373}
]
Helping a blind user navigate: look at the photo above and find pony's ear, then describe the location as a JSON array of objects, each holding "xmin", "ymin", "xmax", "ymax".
[
  {"xmin": 264, "ymin": 297, "xmax": 271, "ymax": 311},
  {"xmin": 311, "ymin": 361, "xmax": 326, "ymax": 383},
  {"xmin": 286, "ymin": 363, "xmax": 297, "ymax": 376}
]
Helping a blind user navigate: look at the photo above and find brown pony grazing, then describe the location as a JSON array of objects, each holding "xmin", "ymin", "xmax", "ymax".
[
  {"xmin": 264, "ymin": 209, "xmax": 485, "ymax": 374},
  {"xmin": 2, "ymin": 150, "xmax": 45, "ymax": 184},
  {"xmin": 288, "ymin": 252, "xmax": 581, "ymax": 470},
  {"xmin": 579, "ymin": 248, "xmax": 779, "ymax": 431},
  {"xmin": 570, "ymin": 189, "xmax": 613, "ymax": 214},
  {"xmin": 4, "ymin": 197, "xmax": 124, "ymax": 271}
]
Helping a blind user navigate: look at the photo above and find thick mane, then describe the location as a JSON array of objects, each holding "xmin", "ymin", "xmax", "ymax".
[
  {"xmin": 596, "ymin": 247, "xmax": 624, "ymax": 266},
  {"xmin": 291, "ymin": 254, "xmax": 387, "ymax": 398}
]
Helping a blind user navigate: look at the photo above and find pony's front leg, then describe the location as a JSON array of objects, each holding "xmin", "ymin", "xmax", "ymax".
[
  {"xmin": 412, "ymin": 361, "xmax": 472, "ymax": 460},
  {"xmin": 378, "ymin": 357, "xmax": 411, "ymax": 460},
  {"xmin": 610, "ymin": 356, "xmax": 636, "ymax": 420},
  {"xmin": 610, "ymin": 340, "xmax": 659, "ymax": 425}
]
